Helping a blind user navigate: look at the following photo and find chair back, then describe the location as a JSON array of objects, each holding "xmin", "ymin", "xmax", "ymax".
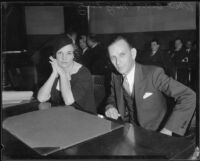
[
  {"xmin": 92, "ymin": 75, "xmax": 106, "ymax": 114},
  {"xmin": 8, "ymin": 66, "xmax": 38, "ymax": 91}
]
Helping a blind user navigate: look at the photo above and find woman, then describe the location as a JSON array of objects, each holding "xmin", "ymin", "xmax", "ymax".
[{"xmin": 37, "ymin": 35, "xmax": 96, "ymax": 114}]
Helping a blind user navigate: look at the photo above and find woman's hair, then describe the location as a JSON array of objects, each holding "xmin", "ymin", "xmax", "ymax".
[{"xmin": 53, "ymin": 35, "xmax": 73, "ymax": 57}]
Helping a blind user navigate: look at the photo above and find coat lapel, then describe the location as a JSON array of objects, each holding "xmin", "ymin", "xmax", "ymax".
[
  {"xmin": 134, "ymin": 63, "xmax": 145, "ymax": 106},
  {"xmin": 114, "ymin": 63, "xmax": 146, "ymax": 119},
  {"xmin": 115, "ymin": 74, "xmax": 125, "ymax": 118}
]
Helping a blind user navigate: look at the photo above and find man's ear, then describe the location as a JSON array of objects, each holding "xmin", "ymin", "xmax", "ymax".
[{"xmin": 131, "ymin": 48, "xmax": 137, "ymax": 59}]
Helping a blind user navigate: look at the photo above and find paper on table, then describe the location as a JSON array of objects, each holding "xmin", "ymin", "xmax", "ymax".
[
  {"xmin": 2, "ymin": 91, "xmax": 33, "ymax": 102},
  {"xmin": 2, "ymin": 50, "xmax": 27, "ymax": 54},
  {"xmin": 2, "ymin": 107, "xmax": 123, "ymax": 156},
  {"xmin": 3, "ymin": 100, "xmax": 23, "ymax": 104},
  {"xmin": 2, "ymin": 100, "xmax": 32, "ymax": 109}
]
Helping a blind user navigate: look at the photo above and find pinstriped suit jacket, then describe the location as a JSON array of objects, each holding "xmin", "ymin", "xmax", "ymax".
[{"xmin": 106, "ymin": 63, "xmax": 196, "ymax": 136}]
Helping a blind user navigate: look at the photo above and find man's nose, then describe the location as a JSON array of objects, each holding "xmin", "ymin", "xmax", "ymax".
[{"xmin": 116, "ymin": 58, "xmax": 120, "ymax": 66}]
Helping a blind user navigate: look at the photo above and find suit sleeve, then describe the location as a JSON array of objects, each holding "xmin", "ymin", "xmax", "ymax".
[
  {"xmin": 152, "ymin": 67, "xmax": 196, "ymax": 135},
  {"xmin": 105, "ymin": 73, "xmax": 117, "ymax": 110}
]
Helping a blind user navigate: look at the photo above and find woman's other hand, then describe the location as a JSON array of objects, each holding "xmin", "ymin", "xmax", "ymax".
[{"xmin": 49, "ymin": 56, "xmax": 65, "ymax": 76}]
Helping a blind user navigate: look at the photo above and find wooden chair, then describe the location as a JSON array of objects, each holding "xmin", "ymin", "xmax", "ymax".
[
  {"xmin": 8, "ymin": 66, "xmax": 38, "ymax": 91},
  {"xmin": 92, "ymin": 75, "xmax": 106, "ymax": 114}
]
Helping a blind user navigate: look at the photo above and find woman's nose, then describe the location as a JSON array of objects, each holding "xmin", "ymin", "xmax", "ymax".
[{"xmin": 61, "ymin": 53, "xmax": 66, "ymax": 59}]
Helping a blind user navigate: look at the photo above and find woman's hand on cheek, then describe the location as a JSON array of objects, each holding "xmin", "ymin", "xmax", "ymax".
[
  {"xmin": 49, "ymin": 56, "xmax": 65, "ymax": 77},
  {"xmin": 49, "ymin": 56, "xmax": 58, "ymax": 77}
]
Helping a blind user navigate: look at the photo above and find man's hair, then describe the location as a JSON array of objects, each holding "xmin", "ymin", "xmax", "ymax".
[
  {"xmin": 108, "ymin": 35, "xmax": 132, "ymax": 49},
  {"xmin": 67, "ymin": 27, "xmax": 77, "ymax": 35},
  {"xmin": 175, "ymin": 37, "xmax": 183, "ymax": 43},
  {"xmin": 87, "ymin": 34, "xmax": 98, "ymax": 42},
  {"xmin": 151, "ymin": 38, "xmax": 160, "ymax": 45},
  {"xmin": 186, "ymin": 40, "xmax": 192, "ymax": 44}
]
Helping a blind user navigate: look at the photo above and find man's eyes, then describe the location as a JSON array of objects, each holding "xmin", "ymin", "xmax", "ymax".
[
  {"xmin": 120, "ymin": 53, "xmax": 126, "ymax": 56},
  {"xmin": 110, "ymin": 56, "xmax": 115, "ymax": 60},
  {"xmin": 110, "ymin": 53, "xmax": 125, "ymax": 60}
]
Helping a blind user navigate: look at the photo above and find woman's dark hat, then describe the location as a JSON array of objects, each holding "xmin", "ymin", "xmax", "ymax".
[{"xmin": 53, "ymin": 34, "xmax": 73, "ymax": 54}]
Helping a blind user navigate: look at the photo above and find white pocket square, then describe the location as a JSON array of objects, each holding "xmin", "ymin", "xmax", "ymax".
[{"xmin": 143, "ymin": 92, "xmax": 153, "ymax": 99}]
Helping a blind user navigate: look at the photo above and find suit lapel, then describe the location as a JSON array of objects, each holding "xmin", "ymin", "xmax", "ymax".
[
  {"xmin": 134, "ymin": 63, "xmax": 145, "ymax": 106},
  {"xmin": 115, "ymin": 74, "xmax": 125, "ymax": 118},
  {"xmin": 114, "ymin": 63, "xmax": 146, "ymax": 118}
]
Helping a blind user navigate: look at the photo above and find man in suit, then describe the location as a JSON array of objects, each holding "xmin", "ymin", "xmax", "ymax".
[
  {"xmin": 185, "ymin": 40, "xmax": 196, "ymax": 68},
  {"xmin": 184, "ymin": 40, "xmax": 197, "ymax": 90},
  {"xmin": 142, "ymin": 39, "xmax": 172, "ymax": 77},
  {"xmin": 105, "ymin": 36, "xmax": 196, "ymax": 136},
  {"xmin": 87, "ymin": 34, "xmax": 108, "ymax": 75},
  {"xmin": 78, "ymin": 35, "xmax": 92, "ymax": 69},
  {"xmin": 170, "ymin": 38, "xmax": 192, "ymax": 86}
]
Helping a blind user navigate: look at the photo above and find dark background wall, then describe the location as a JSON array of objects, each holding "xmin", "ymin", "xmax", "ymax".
[
  {"xmin": 2, "ymin": 4, "xmax": 26, "ymax": 51},
  {"xmin": 3, "ymin": 3, "xmax": 196, "ymax": 53},
  {"xmin": 26, "ymin": 5, "xmax": 88, "ymax": 53},
  {"xmin": 94, "ymin": 30, "xmax": 196, "ymax": 51},
  {"xmin": 89, "ymin": 4, "xmax": 196, "ymax": 33},
  {"xmin": 2, "ymin": 2, "xmax": 198, "ymax": 89}
]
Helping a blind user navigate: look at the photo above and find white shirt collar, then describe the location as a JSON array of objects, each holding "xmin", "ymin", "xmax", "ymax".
[
  {"xmin": 152, "ymin": 50, "xmax": 157, "ymax": 55},
  {"xmin": 56, "ymin": 81, "xmax": 60, "ymax": 91},
  {"xmin": 186, "ymin": 48, "xmax": 191, "ymax": 52},
  {"xmin": 124, "ymin": 64, "xmax": 135, "ymax": 93},
  {"xmin": 91, "ymin": 43, "xmax": 98, "ymax": 48},
  {"xmin": 82, "ymin": 47, "xmax": 88, "ymax": 54}
]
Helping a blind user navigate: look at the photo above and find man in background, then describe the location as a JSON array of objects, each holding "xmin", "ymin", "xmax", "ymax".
[
  {"xmin": 86, "ymin": 34, "xmax": 108, "ymax": 75},
  {"xmin": 78, "ymin": 34, "xmax": 92, "ymax": 69},
  {"xmin": 142, "ymin": 39, "xmax": 172, "ymax": 77}
]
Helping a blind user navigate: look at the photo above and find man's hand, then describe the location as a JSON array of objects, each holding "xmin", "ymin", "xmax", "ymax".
[
  {"xmin": 160, "ymin": 128, "xmax": 172, "ymax": 136},
  {"xmin": 105, "ymin": 105, "xmax": 120, "ymax": 120}
]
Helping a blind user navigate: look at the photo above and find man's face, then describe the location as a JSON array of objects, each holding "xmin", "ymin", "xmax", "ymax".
[
  {"xmin": 108, "ymin": 39, "xmax": 136, "ymax": 75},
  {"xmin": 86, "ymin": 37, "xmax": 93, "ymax": 47},
  {"xmin": 186, "ymin": 41, "xmax": 192, "ymax": 49},
  {"xmin": 151, "ymin": 41, "xmax": 159, "ymax": 52},
  {"xmin": 81, "ymin": 35, "xmax": 87, "ymax": 42},
  {"xmin": 71, "ymin": 33, "xmax": 77, "ymax": 41},
  {"xmin": 175, "ymin": 40, "xmax": 183, "ymax": 50},
  {"xmin": 79, "ymin": 39, "xmax": 87, "ymax": 50}
]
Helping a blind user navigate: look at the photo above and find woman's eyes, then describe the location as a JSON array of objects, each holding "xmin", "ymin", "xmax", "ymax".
[
  {"xmin": 67, "ymin": 52, "xmax": 73, "ymax": 55},
  {"xmin": 57, "ymin": 52, "xmax": 73, "ymax": 55}
]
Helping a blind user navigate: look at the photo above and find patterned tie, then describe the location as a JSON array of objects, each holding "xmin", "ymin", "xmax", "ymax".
[{"xmin": 123, "ymin": 76, "xmax": 131, "ymax": 96}]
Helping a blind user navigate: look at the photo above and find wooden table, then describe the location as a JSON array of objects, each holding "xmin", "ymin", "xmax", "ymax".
[{"xmin": 2, "ymin": 101, "xmax": 196, "ymax": 160}]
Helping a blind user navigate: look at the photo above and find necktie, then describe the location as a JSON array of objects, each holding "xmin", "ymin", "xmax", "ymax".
[{"xmin": 123, "ymin": 76, "xmax": 131, "ymax": 96}]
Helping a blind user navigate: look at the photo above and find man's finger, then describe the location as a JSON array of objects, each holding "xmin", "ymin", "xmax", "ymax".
[
  {"xmin": 105, "ymin": 110, "xmax": 111, "ymax": 118},
  {"xmin": 110, "ymin": 109, "xmax": 118, "ymax": 120}
]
